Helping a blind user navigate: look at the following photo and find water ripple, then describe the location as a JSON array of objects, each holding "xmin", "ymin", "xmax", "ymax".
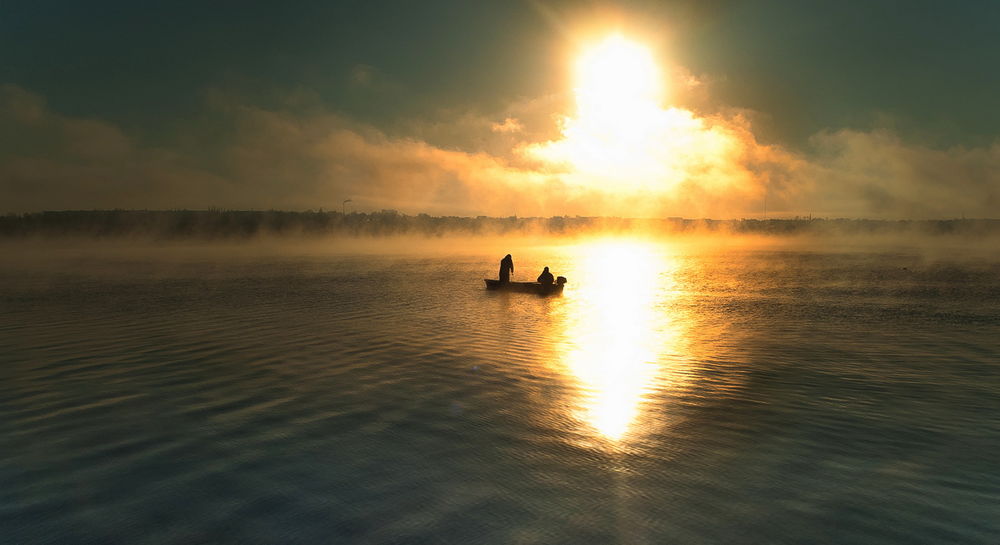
[{"xmin": 2, "ymin": 245, "xmax": 999, "ymax": 543}]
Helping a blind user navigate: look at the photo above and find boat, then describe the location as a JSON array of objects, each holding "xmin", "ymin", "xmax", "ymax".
[{"xmin": 484, "ymin": 278, "xmax": 566, "ymax": 295}]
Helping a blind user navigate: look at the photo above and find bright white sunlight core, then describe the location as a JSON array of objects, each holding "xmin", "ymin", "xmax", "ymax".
[
  {"xmin": 527, "ymin": 33, "xmax": 749, "ymax": 204},
  {"xmin": 553, "ymin": 34, "xmax": 673, "ymax": 185},
  {"xmin": 574, "ymin": 34, "xmax": 662, "ymax": 127}
]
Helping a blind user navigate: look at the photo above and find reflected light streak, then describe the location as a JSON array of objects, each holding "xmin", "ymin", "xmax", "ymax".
[{"xmin": 557, "ymin": 240, "xmax": 682, "ymax": 442}]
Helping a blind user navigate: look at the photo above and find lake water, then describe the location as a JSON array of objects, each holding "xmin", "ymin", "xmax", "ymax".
[{"xmin": 3, "ymin": 237, "xmax": 999, "ymax": 544}]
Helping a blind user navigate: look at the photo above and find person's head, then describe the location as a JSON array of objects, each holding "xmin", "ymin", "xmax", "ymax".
[
  {"xmin": 543, "ymin": 266, "xmax": 549, "ymax": 272},
  {"xmin": 505, "ymin": 254, "xmax": 511, "ymax": 259}
]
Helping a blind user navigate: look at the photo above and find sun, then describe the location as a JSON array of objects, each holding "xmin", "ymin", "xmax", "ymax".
[
  {"xmin": 574, "ymin": 34, "xmax": 663, "ymax": 127},
  {"xmin": 519, "ymin": 32, "xmax": 769, "ymax": 216},
  {"xmin": 525, "ymin": 32, "xmax": 744, "ymax": 202},
  {"xmin": 528, "ymin": 34, "xmax": 687, "ymax": 188}
]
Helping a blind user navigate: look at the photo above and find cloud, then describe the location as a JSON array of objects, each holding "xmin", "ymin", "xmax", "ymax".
[
  {"xmin": 491, "ymin": 117, "xmax": 523, "ymax": 134},
  {"xmin": 2, "ymin": 84, "xmax": 998, "ymax": 219},
  {"xmin": 0, "ymin": 85, "xmax": 553, "ymax": 215},
  {"xmin": 0, "ymin": 85, "xmax": 233, "ymax": 212},
  {"xmin": 802, "ymin": 129, "xmax": 1000, "ymax": 218},
  {"xmin": 348, "ymin": 64, "xmax": 378, "ymax": 88}
]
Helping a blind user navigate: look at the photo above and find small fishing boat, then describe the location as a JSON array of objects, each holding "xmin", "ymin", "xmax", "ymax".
[{"xmin": 484, "ymin": 278, "xmax": 566, "ymax": 295}]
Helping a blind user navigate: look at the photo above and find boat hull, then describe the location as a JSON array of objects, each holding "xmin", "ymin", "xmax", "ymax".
[{"xmin": 484, "ymin": 279, "xmax": 564, "ymax": 295}]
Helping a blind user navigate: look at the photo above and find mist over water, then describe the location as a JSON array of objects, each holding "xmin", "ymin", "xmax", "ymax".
[{"xmin": 3, "ymin": 235, "xmax": 999, "ymax": 544}]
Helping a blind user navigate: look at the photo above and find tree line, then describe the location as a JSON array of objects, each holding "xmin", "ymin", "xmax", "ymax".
[{"xmin": 1, "ymin": 209, "xmax": 998, "ymax": 238}]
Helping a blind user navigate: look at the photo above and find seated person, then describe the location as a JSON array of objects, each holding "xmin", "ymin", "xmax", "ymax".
[{"xmin": 537, "ymin": 266, "xmax": 554, "ymax": 284}]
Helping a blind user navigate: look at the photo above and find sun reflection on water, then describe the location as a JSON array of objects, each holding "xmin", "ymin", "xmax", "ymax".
[{"xmin": 555, "ymin": 239, "xmax": 686, "ymax": 443}]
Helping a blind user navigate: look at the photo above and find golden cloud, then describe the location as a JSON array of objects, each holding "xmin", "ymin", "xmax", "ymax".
[{"xmin": 2, "ymin": 84, "xmax": 998, "ymax": 219}]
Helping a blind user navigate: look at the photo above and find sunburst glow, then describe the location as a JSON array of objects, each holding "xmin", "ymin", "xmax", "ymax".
[
  {"xmin": 551, "ymin": 35, "xmax": 673, "ymax": 185},
  {"xmin": 525, "ymin": 33, "xmax": 750, "ymax": 201},
  {"xmin": 574, "ymin": 34, "xmax": 663, "ymax": 128}
]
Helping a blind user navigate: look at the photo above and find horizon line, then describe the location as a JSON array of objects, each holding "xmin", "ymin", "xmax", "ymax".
[{"xmin": 4, "ymin": 209, "xmax": 998, "ymax": 223}]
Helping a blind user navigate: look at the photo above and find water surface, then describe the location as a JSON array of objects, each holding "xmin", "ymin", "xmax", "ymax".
[{"xmin": 3, "ymin": 238, "xmax": 999, "ymax": 544}]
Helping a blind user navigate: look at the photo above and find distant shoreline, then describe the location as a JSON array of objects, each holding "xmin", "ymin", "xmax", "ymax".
[{"xmin": 3, "ymin": 210, "xmax": 999, "ymax": 239}]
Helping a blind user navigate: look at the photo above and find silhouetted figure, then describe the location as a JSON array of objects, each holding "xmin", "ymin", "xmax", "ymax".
[
  {"xmin": 537, "ymin": 266, "xmax": 554, "ymax": 285},
  {"xmin": 499, "ymin": 254, "xmax": 514, "ymax": 283}
]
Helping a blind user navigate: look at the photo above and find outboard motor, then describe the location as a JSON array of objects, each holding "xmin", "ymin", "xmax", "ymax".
[{"xmin": 556, "ymin": 276, "xmax": 567, "ymax": 285}]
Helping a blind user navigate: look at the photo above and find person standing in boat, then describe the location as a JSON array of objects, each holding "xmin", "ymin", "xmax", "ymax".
[
  {"xmin": 537, "ymin": 266, "xmax": 554, "ymax": 285},
  {"xmin": 499, "ymin": 254, "xmax": 514, "ymax": 283}
]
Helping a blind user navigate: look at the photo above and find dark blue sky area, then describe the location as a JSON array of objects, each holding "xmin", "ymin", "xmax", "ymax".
[{"xmin": 3, "ymin": 0, "xmax": 1000, "ymax": 148}]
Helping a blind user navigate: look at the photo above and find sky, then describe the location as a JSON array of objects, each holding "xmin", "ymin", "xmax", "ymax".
[{"xmin": 2, "ymin": 0, "xmax": 999, "ymax": 218}]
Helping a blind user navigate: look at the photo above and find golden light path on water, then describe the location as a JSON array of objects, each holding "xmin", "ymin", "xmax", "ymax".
[{"xmin": 551, "ymin": 239, "xmax": 690, "ymax": 444}]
